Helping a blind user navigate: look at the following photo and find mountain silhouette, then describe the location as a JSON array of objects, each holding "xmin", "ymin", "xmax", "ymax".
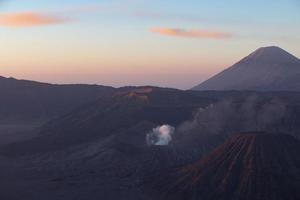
[
  {"xmin": 192, "ymin": 46, "xmax": 300, "ymax": 91},
  {"xmin": 0, "ymin": 76, "xmax": 114, "ymax": 122}
]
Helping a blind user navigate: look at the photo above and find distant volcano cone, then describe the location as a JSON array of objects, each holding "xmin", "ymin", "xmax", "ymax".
[
  {"xmin": 240, "ymin": 46, "xmax": 300, "ymax": 63},
  {"xmin": 192, "ymin": 46, "xmax": 300, "ymax": 91},
  {"xmin": 153, "ymin": 133, "xmax": 300, "ymax": 200}
]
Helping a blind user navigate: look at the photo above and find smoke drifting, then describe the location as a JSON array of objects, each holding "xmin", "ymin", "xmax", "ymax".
[
  {"xmin": 146, "ymin": 125, "xmax": 175, "ymax": 146},
  {"xmin": 177, "ymin": 95, "xmax": 292, "ymax": 137}
]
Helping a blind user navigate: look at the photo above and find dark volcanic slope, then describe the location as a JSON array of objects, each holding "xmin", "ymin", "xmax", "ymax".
[
  {"xmin": 153, "ymin": 133, "xmax": 300, "ymax": 200},
  {"xmin": 4, "ymin": 87, "xmax": 217, "ymax": 153},
  {"xmin": 0, "ymin": 76, "xmax": 114, "ymax": 122},
  {"xmin": 192, "ymin": 46, "xmax": 300, "ymax": 91}
]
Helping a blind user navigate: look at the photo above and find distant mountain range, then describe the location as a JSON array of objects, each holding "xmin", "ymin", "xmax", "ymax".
[
  {"xmin": 192, "ymin": 46, "xmax": 300, "ymax": 91},
  {"xmin": 0, "ymin": 76, "xmax": 114, "ymax": 122}
]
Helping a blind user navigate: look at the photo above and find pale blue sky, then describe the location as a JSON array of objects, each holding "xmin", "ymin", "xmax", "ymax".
[{"xmin": 0, "ymin": 0, "xmax": 299, "ymax": 89}]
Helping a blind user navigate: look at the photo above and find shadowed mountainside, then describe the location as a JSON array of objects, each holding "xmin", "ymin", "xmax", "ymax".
[
  {"xmin": 150, "ymin": 133, "xmax": 300, "ymax": 200},
  {"xmin": 6, "ymin": 89, "xmax": 300, "ymax": 155},
  {"xmin": 1, "ymin": 88, "xmax": 300, "ymax": 200},
  {"xmin": 3, "ymin": 87, "xmax": 218, "ymax": 154},
  {"xmin": 0, "ymin": 88, "xmax": 227, "ymax": 200},
  {"xmin": 0, "ymin": 76, "xmax": 115, "ymax": 122}
]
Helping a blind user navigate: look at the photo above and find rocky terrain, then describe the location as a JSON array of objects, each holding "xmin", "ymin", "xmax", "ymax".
[{"xmin": 149, "ymin": 133, "xmax": 300, "ymax": 200}]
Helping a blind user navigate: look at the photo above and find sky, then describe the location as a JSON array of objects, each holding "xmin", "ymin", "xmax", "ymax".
[{"xmin": 0, "ymin": 0, "xmax": 299, "ymax": 89}]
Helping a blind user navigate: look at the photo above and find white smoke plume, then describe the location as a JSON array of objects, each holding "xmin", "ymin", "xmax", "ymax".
[
  {"xmin": 146, "ymin": 125, "xmax": 175, "ymax": 146},
  {"xmin": 177, "ymin": 95, "xmax": 289, "ymax": 136}
]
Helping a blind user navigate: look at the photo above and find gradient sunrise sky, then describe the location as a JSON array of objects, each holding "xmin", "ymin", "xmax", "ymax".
[{"xmin": 0, "ymin": 0, "xmax": 299, "ymax": 89}]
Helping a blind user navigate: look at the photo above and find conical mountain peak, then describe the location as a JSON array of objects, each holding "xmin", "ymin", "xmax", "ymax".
[
  {"xmin": 192, "ymin": 46, "xmax": 300, "ymax": 91},
  {"xmin": 241, "ymin": 46, "xmax": 299, "ymax": 63}
]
